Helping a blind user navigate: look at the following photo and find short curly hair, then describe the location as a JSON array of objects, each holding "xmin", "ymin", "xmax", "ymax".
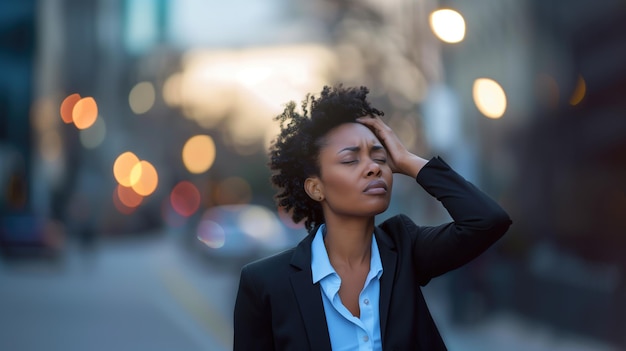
[{"xmin": 268, "ymin": 85, "xmax": 384, "ymax": 231}]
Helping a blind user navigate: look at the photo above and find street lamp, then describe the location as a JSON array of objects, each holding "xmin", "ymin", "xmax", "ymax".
[{"xmin": 429, "ymin": 9, "xmax": 466, "ymax": 44}]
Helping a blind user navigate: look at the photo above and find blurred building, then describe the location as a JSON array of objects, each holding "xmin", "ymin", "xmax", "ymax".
[
  {"xmin": 0, "ymin": 1, "xmax": 36, "ymax": 209},
  {"xmin": 437, "ymin": 0, "xmax": 626, "ymax": 346}
]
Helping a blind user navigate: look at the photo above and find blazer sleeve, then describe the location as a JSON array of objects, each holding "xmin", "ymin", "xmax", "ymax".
[
  {"xmin": 411, "ymin": 156, "xmax": 512, "ymax": 285},
  {"xmin": 233, "ymin": 264, "xmax": 275, "ymax": 351}
]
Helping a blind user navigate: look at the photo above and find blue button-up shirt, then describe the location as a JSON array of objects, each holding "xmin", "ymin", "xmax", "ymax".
[{"xmin": 311, "ymin": 224, "xmax": 383, "ymax": 351}]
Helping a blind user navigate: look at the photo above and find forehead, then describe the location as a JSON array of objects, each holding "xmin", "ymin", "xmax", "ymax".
[{"xmin": 322, "ymin": 123, "xmax": 380, "ymax": 148}]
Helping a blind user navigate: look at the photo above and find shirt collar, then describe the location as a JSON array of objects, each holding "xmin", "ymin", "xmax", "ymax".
[
  {"xmin": 311, "ymin": 224, "xmax": 384, "ymax": 284},
  {"xmin": 369, "ymin": 233, "xmax": 384, "ymax": 280},
  {"xmin": 311, "ymin": 224, "xmax": 335, "ymax": 284}
]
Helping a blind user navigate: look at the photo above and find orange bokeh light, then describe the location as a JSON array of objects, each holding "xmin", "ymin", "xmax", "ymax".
[
  {"xmin": 214, "ymin": 177, "xmax": 252, "ymax": 205},
  {"xmin": 130, "ymin": 160, "xmax": 159, "ymax": 196},
  {"xmin": 112, "ymin": 187, "xmax": 137, "ymax": 215},
  {"xmin": 182, "ymin": 135, "xmax": 216, "ymax": 174},
  {"xmin": 73, "ymin": 97, "xmax": 98, "ymax": 129},
  {"xmin": 60, "ymin": 93, "xmax": 81, "ymax": 124},
  {"xmin": 113, "ymin": 152, "xmax": 140, "ymax": 187},
  {"xmin": 170, "ymin": 181, "xmax": 201, "ymax": 217},
  {"xmin": 117, "ymin": 184, "xmax": 144, "ymax": 208}
]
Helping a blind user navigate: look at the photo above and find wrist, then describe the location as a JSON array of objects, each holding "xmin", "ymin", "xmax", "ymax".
[{"xmin": 398, "ymin": 153, "xmax": 429, "ymax": 178}]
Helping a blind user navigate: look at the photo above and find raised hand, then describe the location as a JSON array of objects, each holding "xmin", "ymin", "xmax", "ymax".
[{"xmin": 356, "ymin": 115, "xmax": 428, "ymax": 178}]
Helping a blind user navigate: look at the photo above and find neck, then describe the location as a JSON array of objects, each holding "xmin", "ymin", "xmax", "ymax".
[{"xmin": 323, "ymin": 217, "xmax": 374, "ymax": 267}]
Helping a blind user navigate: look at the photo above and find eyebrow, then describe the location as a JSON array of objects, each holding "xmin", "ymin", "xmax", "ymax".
[{"xmin": 337, "ymin": 144, "xmax": 385, "ymax": 154}]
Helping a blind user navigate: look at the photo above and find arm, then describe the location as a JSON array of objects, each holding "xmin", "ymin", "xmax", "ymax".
[
  {"xmin": 357, "ymin": 115, "xmax": 512, "ymax": 284},
  {"xmin": 411, "ymin": 156, "xmax": 512, "ymax": 284},
  {"xmin": 233, "ymin": 265, "xmax": 275, "ymax": 351}
]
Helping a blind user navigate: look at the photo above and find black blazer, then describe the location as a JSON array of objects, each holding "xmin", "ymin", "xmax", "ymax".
[{"xmin": 233, "ymin": 157, "xmax": 512, "ymax": 350}]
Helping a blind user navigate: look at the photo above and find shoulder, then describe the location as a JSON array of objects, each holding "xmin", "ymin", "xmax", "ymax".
[
  {"xmin": 243, "ymin": 248, "xmax": 294, "ymax": 274},
  {"xmin": 375, "ymin": 213, "xmax": 422, "ymax": 248},
  {"xmin": 237, "ymin": 247, "xmax": 301, "ymax": 301},
  {"xmin": 378, "ymin": 213, "xmax": 419, "ymax": 235}
]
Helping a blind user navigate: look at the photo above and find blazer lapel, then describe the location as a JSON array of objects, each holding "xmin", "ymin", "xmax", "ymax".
[
  {"xmin": 375, "ymin": 227, "xmax": 397, "ymax": 341},
  {"xmin": 289, "ymin": 233, "xmax": 332, "ymax": 351}
]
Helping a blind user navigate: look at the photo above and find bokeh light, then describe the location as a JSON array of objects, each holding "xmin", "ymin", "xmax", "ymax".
[
  {"xmin": 473, "ymin": 78, "xmax": 507, "ymax": 119},
  {"xmin": 214, "ymin": 177, "xmax": 252, "ymax": 205},
  {"xmin": 112, "ymin": 187, "xmax": 137, "ymax": 215},
  {"xmin": 113, "ymin": 151, "xmax": 140, "ymax": 187},
  {"xmin": 163, "ymin": 73, "xmax": 182, "ymax": 107},
  {"xmin": 170, "ymin": 180, "xmax": 201, "ymax": 217},
  {"xmin": 116, "ymin": 184, "xmax": 144, "ymax": 208},
  {"xmin": 129, "ymin": 81, "xmax": 156, "ymax": 114},
  {"xmin": 130, "ymin": 160, "xmax": 159, "ymax": 196},
  {"xmin": 60, "ymin": 93, "xmax": 81, "ymax": 124},
  {"xmin": 72, "ymin": 97, "xmax": 98, "ymax": 129},
  {"xmin": 182, "ymin": 134, "xmax": 216, "ymax": 174},
  {"xmin": 197, "ymin": 219, "xmax": 226, "ymax": 249},
  {"xmin": 79, "ymin": 116, "xmax": 106, "ymax": 149},
  {"xmin": 239, "ymin": 205, "xmax": 283, "ymax": 242},
  {"xmin": 177, "ymin": 45, "xmax": 333, "ymax": 140},
  {"xmin": 569, "ymin": 75, "xmax": 586, "ymax": 106},
  {"xmin": 429, "ymin": 9, "xmax": 466, "ymax": 44}
]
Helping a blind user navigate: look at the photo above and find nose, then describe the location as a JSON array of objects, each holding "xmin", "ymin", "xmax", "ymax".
[{"xmin": 366, "ymin": 160, "xmax": 382, "ymax": 177}]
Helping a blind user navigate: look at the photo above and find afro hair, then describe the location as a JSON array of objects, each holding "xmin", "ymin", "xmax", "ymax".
[{"xmin": 268, "ymin": 85, "xmax": 384, "ymax": 231}]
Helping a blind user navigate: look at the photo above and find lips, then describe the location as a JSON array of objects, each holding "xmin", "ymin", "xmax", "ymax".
[{"xmin": 363, "ymin": 180, "xmax": 388, "ymax": 194}]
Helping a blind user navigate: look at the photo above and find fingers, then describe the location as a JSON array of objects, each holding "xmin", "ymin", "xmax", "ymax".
[
  {"xmin": 357, "ymin": 115, "xmax": 426, "ymax": 177},
  {"xmin": 356, "ymin": 115, "xmax": 402, "ymax": 170},
  {"xmin": 356, "ymin": 115, "xmax": 396, "ymax": 143},
  {"xmin": 356, "ymin": 114, "xmax": 384, "ymax": 127},
  {"xmin": 356, "ymin": 115, "xmax": 391, "ymax": 137}
]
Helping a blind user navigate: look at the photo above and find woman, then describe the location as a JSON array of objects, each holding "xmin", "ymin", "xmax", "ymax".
[{"xmin": 233, "ymin": 85, "xmax": 512, "ymax": 350}]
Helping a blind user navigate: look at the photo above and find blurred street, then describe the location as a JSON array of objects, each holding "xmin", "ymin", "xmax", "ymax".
[
  {"xmin": 0, "ymin": 232, "xmax": 618, "ymax": 351},
  {"xmin": 0, "ymin": 232, "xmax": 236, "ymax": 351}
]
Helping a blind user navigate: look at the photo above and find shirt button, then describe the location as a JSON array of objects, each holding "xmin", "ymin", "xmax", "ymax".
[
  {"xmin": 363, "ymin": 298, "xmax": 369, "ymax": 305},
  {"xmin": 363, "ymin": 335, "xmax": 369, "ymax": 342}
]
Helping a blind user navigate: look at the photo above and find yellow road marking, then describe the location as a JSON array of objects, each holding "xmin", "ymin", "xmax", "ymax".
[{"xmin": 158, "ymin": 266, "xmax": 233, "ymax": 349}]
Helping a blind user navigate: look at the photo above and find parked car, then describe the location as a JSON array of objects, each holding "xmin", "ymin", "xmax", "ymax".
[
  {"xmin": 0, "ymin": 213, "xmax": 65, "ymax": 261},
  {"xmin": 193, "ymin": 204, "xmax": 305, "ymax": 270}
]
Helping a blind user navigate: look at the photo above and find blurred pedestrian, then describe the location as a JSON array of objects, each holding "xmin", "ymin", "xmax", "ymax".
[{"xmin": 233, "ymin": 85, "xmax": 512, "ymax": 350}]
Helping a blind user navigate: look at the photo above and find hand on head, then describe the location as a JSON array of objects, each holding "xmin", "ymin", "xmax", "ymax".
[{"xmin": 356, "ymin": 116, "xmax": 427, "ymax": 177}]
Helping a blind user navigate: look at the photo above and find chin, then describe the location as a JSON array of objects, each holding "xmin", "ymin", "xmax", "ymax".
[
  {"xmin": 369, "ymin": 204, "xmax": 390, "ymax": 216},
  {"xmin": 370, "ymin": 198, "xmax": 391, "ymax": 212}
]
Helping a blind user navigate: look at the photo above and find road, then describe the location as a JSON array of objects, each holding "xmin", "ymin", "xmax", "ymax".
[
  {"xmin": 0, "ymin": 230, "xmax": 617, "ymax": 351},
  {"xmin": 0, "ymin": 232, "xmax": 237, "ymax": 351}
]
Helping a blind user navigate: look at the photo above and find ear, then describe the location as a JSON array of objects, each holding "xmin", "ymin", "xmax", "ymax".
[{"xmin": 304, "ymin": 177, "xmax": 324, "ymax": 202}]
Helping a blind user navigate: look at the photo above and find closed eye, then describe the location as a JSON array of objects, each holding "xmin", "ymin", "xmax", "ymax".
[{"xmin": 372, "ymin": 149, "xmax": 387, "ymax": 164}]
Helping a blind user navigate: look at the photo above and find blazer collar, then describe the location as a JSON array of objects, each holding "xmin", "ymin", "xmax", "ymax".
[
  {"xmin": 288, "ymin": 225, "xmax": 398, "ymax": 350},
  {"xmin": 374, "ymin": 226, "xmax": 398, "ymax": 341},
  {"xmin": 289, "ymin": 228, "xmax": 332, "ymax": 351},
  {"xmin": 289, "ymin": 229, "xmax": 316, "ymax": 270}
]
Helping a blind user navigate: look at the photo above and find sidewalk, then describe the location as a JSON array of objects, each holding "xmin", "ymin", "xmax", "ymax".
[{"xmin": 422, "ymin": 278, "xmax": 618, "ymax": 351}]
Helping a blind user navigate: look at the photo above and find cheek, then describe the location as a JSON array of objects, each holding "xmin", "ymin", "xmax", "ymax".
[
  {"xmin": 324, "ymin": 175, "xmax": 354, "ymax": 196},
  {"xmin": 319, "ymin": 169, "xmax": 357, "ymax": 197}
]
